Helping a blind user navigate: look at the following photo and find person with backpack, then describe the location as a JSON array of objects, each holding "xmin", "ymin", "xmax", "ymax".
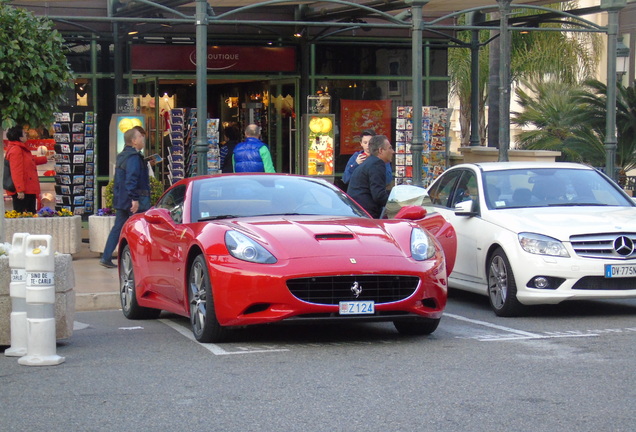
[{"xmin": 100, "ymin": 126, "xmax": 150, "ymax": 268}]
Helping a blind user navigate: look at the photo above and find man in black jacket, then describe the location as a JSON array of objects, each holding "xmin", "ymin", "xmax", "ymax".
[{"xmin": 347, "ymin": 134, "xmax": 394, "ymax": 218}]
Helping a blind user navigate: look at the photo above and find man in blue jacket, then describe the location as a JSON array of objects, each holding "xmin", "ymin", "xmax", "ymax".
[
  {"xmin": 232, "ymin": 124, "xmax": 275, "ymax": 173},
  {"xmin": 347, "ymin": 135, "xmax": 395, "ymax": 218},
  {"xmin": 100, "ymin": 127, "xmax": 150, "ymax": 268},
  {"xmin": 342, "ymin": 129, "xmax": 392, "ymax": 186}
]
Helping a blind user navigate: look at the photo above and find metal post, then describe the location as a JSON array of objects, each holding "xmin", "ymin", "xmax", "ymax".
[
  {"xmin": 195, "ymin": 0, "xmax": 208, "ymax": 176},
  {"xmin": 469, "ymin": 12, "xmax": 484, "ymax": 147},
  {"xmin": 497, "ymin": 0, "xmax": 512, "ymax": 162},
  {"xmin": 601, "ymin": 0, "xmax": 626, "ymax": 182},
  {"xmin": 406, "ymin": 0, "xmax": 429, "ymax": 187},
  {"xmin": 605, "ymin": 12, "xmax": 618, "ymax": 181},
  {"xmin": 113, "ymin": 22, "xmax": 123, "ymax": 98},
  {"xmin": 90, "ymin": 36, "xmax": 98, "ymax": 113}
]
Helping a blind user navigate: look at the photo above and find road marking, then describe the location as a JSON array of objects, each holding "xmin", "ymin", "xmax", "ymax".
[
  {"xmin": 445, "ymin": 313, "xmax": 541, "ymax": 337},
  {"xmin": 444, "ymin": 313, "xmax": 599, "ymax": 341},
  {"xmin": 159, "ymin": 319, "xmax": 290, "ymax": 355},
  {"xmin": 73, "ymin": 321, "xmax": 90, "ymax": 331}
]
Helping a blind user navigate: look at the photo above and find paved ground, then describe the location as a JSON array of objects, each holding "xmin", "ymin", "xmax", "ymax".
[{"xmin": 73, "ymin": 240, "xmax": 120, "ymax": 312}]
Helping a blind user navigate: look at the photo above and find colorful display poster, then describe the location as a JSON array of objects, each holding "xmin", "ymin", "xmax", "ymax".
[
  {"xmin": 111, "ymin": 115, "xmax": 146, "ymax": 155},
  {"xmin": 339, "ymin": 99, "xmax": 392, "ymax": 155},
  {"xmin": 304, "ymin": 114, "xmax": 335, "ymax": 176}
]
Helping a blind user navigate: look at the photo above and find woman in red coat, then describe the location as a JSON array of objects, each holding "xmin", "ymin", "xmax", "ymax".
[{"xmin": 4, "ymin": 125, "xmax": 49, "ymax": 213}]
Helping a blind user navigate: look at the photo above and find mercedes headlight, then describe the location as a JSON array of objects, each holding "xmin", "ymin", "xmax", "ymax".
[
  {"xmin": 518, "ymin": 232, "xmax": 569, "ymax": 257},
  {"xmin": 225, "ymin": 231, "xmax": 277, "ymax": 264},
  {"xmin": 411, "ymin": 228, "xmax": 435, "ymax": 261}
]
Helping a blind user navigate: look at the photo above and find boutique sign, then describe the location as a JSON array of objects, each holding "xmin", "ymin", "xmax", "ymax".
[{"xmin": 131, "ymin": 45, "xmax": 296, "ymax": 72}]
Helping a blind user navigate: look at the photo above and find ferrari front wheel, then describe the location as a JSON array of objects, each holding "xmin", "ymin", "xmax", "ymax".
[
  {"xmin": 393, "ymin": 318, "xmax": 440, "ymax": 335},
  {"xmin": 487, "ymin": 247, "xmax": 524, "ymax": 317},
  {"xmin": 189, "ymin": 255, "xmax": 230, "ymax": 343},
  {"xmin": 119, "ymin": 245, "xmax": 160, "ymax": 320}
]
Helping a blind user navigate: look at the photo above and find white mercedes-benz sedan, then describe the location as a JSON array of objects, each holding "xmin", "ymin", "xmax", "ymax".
[{"xmin": 423, "ymin": 161, "xmax": 636, "ymax": 316}]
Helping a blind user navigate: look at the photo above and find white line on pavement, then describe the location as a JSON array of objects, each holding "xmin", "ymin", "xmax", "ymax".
[
  {"xmin": 444, "ymin": 313, "xmax": 542, "ymax": 337},
  {"xmin": 159, "ymin": 319, "xmax": 289, "ymax": 355},
  {"xmin": 444, "ymin": 313, "xmax": 598, "ymax": 341}
]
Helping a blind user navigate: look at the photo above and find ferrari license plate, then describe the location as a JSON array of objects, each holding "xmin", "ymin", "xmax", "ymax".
[
  {"xmin": 339, "ymin": 300, "xmax": 375, "ymax": 315},
  {"xmin": 604, "ymin": 263, "xmax": 636, "ymax": 278}
]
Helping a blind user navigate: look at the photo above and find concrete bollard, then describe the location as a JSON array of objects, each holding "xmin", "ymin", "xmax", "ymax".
[
  {"xmin": 5, "ymin": 233, "xmax": 29, "ymax": 357},
  {"xmin": 18, "ymin": 235, "xmax": 65, "ymax": 366}
]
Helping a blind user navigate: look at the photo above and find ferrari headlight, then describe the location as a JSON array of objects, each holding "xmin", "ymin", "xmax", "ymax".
[
  {"xmin": 411, "ymin": 228, "xmax": 435, "ymax": 261},
  {"xmin": 225, "ymin": 231, "xmax": 277, "ymax": 264},
  {"xmin": 518, "ymin": 232, "xmax": 569, "ymax": 257}
]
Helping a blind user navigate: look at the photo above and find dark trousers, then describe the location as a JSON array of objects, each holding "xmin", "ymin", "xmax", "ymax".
[
  {"xmin": 101, "ymin": 208, "xmax": 132, "ymax": 262},
  {"xmin": 12, "ymin": 194, "xmax": 37, "ymax": 213}
]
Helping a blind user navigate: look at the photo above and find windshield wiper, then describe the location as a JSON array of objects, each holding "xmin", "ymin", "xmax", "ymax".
[
  {"xmin": 546, "ymin": 202, "xmax": 608, "ymax": 207},
  {"xmin": 199, "ymin": 214, "xmax": 239, "ymax": 221}
]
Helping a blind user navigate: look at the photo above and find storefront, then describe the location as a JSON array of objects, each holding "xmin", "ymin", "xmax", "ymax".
[
  {"xmin": 120, "ymin": 39, "xmax": 448, "ymax": 183},
  {"xmin": 126, "ymin": 44, "xmax": 300, "ymax": 184},
  {"xmin": 54, "ymin": 34, "xmax": 452, "ymax": 214}
]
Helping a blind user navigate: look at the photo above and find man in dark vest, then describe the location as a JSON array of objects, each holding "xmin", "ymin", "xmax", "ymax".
[{"xmin": 232, "ymin": 124, "xmax": 275, "ymax": 173}]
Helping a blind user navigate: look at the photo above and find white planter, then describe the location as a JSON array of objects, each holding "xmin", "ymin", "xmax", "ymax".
[
  {"xmin": 88, "ymin": 215, "xmax": 116, "ymax": 254},
  {"xmin": 4, "ymin": 215, "xmax": 82, "ymax": 254}
]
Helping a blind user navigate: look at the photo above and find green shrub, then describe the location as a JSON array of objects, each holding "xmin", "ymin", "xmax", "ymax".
[{"xmin": 103, "ymin": 176, "xmax": 164, "ymax": 208}]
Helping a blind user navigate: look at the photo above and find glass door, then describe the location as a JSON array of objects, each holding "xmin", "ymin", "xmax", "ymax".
[{"xmin": 266, "ymin": 78, "xmax": 299, "ymax": 174}]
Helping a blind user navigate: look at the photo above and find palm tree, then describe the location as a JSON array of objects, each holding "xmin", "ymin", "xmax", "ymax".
[
  {"xmin": 448, "ymin": 18, "xmax": 490, "ymax": 146},
  {"xmin": 512, "ymin": 80, "xmax": 593, "ymax": 162},
  {"xmin": 450, "ymin": 2, "xmax": 601, "ymax": 150},
  {"xmin": 511, "ymin": 79, "xmax": 608, "ymax": 166},
  {"xmin": 573, "ymin": 79, "xmax": 636, "ymax": 173},
  {"xmin": 511, "ymin": 78, "xmax": 636, "ymax": 179}
]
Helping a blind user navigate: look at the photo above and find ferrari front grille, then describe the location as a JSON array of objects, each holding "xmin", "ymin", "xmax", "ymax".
[{"xmin": 286, "ymin": 275, "xmax": 419, "ymax": 305}]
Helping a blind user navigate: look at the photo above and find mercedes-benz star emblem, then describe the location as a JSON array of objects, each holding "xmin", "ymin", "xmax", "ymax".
[
  {"xmin": 613, "ymin": 236, "xmax": 635, "ymax": 256},
  {"xmin": 350, "ymin": 281, "xmax": 362, "ymax": 298}
]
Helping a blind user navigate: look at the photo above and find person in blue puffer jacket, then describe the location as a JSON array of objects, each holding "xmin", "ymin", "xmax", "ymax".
[{"xmin": 232, "ymin": 124, "xmax": 275, "ymax": 173}]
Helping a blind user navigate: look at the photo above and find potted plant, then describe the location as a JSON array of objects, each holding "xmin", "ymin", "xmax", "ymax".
[{"xmin": 4, "ymin": 207, "xmax": 81, "ymax": 254}]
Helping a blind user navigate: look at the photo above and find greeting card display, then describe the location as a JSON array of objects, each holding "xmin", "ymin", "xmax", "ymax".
[
  {"xmin": 53, "ymin": 108, "xmax": 96, "ymax": 215},
  {"xmin": 394, "ymin": 106, "xmax": 450, "ymax": 187},
  {"xmin": 166, "ymin": 108, "xmax": 186, "ymax": 185}
]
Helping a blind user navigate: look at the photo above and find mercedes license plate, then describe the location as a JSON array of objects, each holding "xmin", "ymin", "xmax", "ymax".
[
  {"xmin": 339, "ymin": 300, "xmax": 375, "ymax": 315},
  {"xmin": 605, "ymin": 263, "xmax": 636, "ymax": 278}
]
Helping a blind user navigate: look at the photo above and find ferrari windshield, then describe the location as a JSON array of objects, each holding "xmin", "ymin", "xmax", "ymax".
[
  {"xmin": 191, "ymin": 175, "xmax": 369, "ymax": 221},
  {"xmin": 484, "ymin": 168, "xmax": 635, "ymax": 210}
]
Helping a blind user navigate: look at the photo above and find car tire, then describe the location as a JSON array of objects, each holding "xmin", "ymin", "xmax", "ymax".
[
  {"xmin": 189, "ymin": 255, "xmax": 230, "ymax": 343},
  {"xmin": 119, "ymin": 245, "xmax": 161, "ymax": 320},
  {"xmin": 487, "ymin": 247, "xmax": 524, "ymax": 317},
  {"xmin": 393, "ymin": 318, "xmax": 440, "ymax": 335}
]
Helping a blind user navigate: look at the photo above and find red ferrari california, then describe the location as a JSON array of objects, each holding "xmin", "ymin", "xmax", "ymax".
[{"xmin": 118, "ymin": 174, "xmax": 456, "ymax": 342}]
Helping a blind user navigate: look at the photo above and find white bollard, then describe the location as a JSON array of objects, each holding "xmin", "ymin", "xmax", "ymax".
[
  {"xmin": 18, "ymin": 235, "xmax": 65, "ymax": 366},
  {"xmin": 5, "ymin": 233, "xmax": 29, "ymax": 357}
]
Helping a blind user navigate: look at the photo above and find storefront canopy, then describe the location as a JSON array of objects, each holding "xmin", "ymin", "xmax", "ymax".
[{"xmin": 9, "ymin": 0, "xmax": 627, "ymax": 182}]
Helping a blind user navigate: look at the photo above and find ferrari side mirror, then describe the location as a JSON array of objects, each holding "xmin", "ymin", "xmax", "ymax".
[
  {"xmin": 144, "ymin": 208, "xmax": 173, "ymax": 224},
  {"xmin": 394, "ymin": 205, "xmax": 427, "ymax": 220}
]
